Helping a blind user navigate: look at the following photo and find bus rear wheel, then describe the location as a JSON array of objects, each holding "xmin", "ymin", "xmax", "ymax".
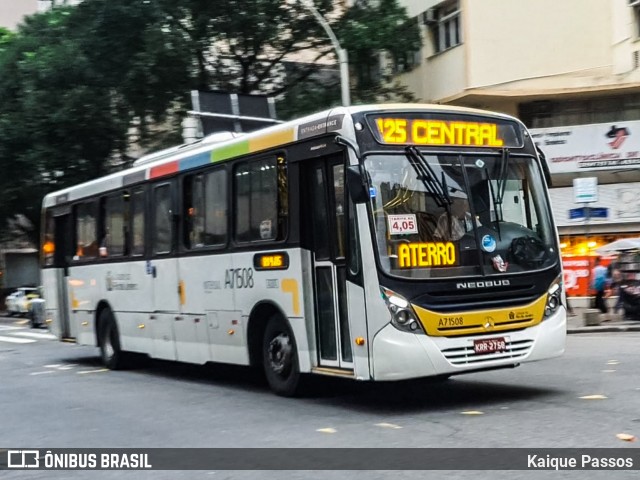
[
  {"xmin": 262, "ymin": 315, "xmax": 301, "ymax": 396},
  {"xmin": 98, "ymin": 309, "xmax": 126, "ymax": 370}
]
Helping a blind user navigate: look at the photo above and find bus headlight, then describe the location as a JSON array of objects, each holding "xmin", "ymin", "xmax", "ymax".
[
  {"xmin": 544, "ymin": 280, "xmax": 562, "ymax": 318},
  {"xmin": 380, "ymin": 287, "xmax": 423, "ymax": 333}
]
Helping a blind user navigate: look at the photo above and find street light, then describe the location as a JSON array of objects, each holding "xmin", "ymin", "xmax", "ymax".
[{"xmin": 300, "ymin": 0, "xmax": 350, "ymax": 107}]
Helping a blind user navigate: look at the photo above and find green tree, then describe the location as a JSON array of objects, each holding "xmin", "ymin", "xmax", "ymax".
[
  {"xmin": 0, "ymin": 0, "xmax": 421, "ymax": 243},
  {"xmin": 0, "ymin": 4, "xmax": 190, "ymax": 244},
  {"xmin": 339, "ymin": 0, "xmax": 420, "ymax": 103}
]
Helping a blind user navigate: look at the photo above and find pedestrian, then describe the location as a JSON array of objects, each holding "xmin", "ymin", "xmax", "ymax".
[
  {"xmin": 591, "ymin": 257, "xmax": 609, "ymax": 314},
  {"xmin": 609, "ymin": 263, "xmax": 624, "ymax": 315}
]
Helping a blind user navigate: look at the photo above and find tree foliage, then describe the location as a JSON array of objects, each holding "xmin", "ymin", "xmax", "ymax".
[{"xmin": 0, "ymin": 0, "xmax": 420, "ymax": 244}]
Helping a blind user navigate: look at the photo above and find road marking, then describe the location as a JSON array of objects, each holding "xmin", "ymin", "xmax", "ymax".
[
  {"xmin": 579, "ymin": 394, "xmax": 608, "ymax": 400},
  {"xmin": 375, "ymin": 423, "xmax": 402, "ymax": 429},
  {"xmin": 316, "ymin": 428, "xmax": 337, "ymax": 434},
  {"xmin": 30, "ymin": 371, "xmax": 55, "ymax": 376},
  {"xmin": 13, "ymin": 331, "xmax": 57, "ymax": 340},
  {"xmin": 461, "ymin": 410, "xmax": 484, "ymax": 415},
  {"xmin": 44, "ymin": 363, "xmax": 77, "ymax": 370},
  {"xmin": 77, "ymin": 369, "xmax": 109, "ymax": 375},
  {"xmin": 0, "ymin": 335, "xmax": 36, "ymax": 344},
  {"xmin": 57, "ymin": 364, "xmax": 78, "ymax": 370},
  {"xmin": 0, "ymin": 325, "xmax": 22, "ymax": 331},
  {"xmin": 13, "ymin": 320, "xmax": 29, "ymax": 326},
  {"xmin": 607, "ymin": 360, "xmax": 620, "ymax": 365},
  {"xmin": 602, "ymin": 369, "xmax": 616, "ymax": 373}
]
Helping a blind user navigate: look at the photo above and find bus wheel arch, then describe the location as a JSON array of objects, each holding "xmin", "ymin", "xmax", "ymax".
[
  {"xmin": 95, "ymin": 302, "xmax": 126, "ymax": 369},
  {"xmin": 247, "ymin": 301, "xmax": 288, "ymax": 368},
  {"xmin": 247, "ymin": 302, "xmax": 301, "ymax": 396},
  {"xmin": 94, "ymin": 301, "xmax": 113, "ymax": 347}
]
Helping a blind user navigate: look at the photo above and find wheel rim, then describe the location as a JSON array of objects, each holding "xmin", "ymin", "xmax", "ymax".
[
  {"xmin": 103, "ymin": 327, "xmax": 114, "ymax": 360},
  {"xmin": 268, "ymin": 332, "xmax": 292, "ymax": 377}
]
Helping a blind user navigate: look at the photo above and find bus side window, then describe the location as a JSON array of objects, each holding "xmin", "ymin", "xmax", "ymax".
[
  {"xmin": 101, "ymin": 192, "xmax": 127, "ymax": 257},
  {"xmin": 234, "ymin": 157, "xmax": 283, "ymax": 243},
  {"xmin": 153, "ymin": 184, "xmax": 173, "ymax": 254},
  {"xmin": 130, "ymin": 188, "xmax": 145, "ymax": 256},
  {"xmin": 42, "ymin": 210, "xmax": 55, "ymax": 266},
  {"xmin": 183, "ymin": 174, "xmax": 205, "ymax": 249},
  {"xmin": 74, "ymin": 202, "xmax": 98, "ymax": 260}
]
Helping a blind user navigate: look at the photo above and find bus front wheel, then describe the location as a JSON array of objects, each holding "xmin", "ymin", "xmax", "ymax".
[
  {"xmin": 262, "ymin": 315, "xmax": 301, "ymax": 396},
  {"xmin": 98, "ymin": 309, "xmax": 126, "ymax": 370}
]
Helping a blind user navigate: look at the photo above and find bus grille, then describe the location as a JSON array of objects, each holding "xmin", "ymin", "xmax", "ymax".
[{"xmin": 440, "ymin": 339, "xmax": 533, "ymax": 366}]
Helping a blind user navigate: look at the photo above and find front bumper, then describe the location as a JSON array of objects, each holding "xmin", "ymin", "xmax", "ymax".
[{"xmin": 371, "ymin": 307, "xmax": 566, "ymax": 381}]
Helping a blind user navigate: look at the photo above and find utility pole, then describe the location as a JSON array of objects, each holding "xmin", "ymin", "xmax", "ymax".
[{"xmin": 300, "ymin": 0, "xmax": 351, "ymax": 107}]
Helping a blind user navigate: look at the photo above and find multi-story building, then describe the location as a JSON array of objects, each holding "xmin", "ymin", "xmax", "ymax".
[
  {"xmin": 0, "ymin": 0, "xmax": 81, "ymax": 30},
  {"xmin": 0, "ymin": 0, "xmax": 38, "ymax": 29},
  {"xmin": 394, "ymin": 0, "xmax": 640, "ymax": 298}
]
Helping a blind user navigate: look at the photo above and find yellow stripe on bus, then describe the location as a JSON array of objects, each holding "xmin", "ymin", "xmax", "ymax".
[
  {"xmin": 281, "ymin": 279, "xmax": 300, "ymax": 316},
  {"xmin": 249, "ymin": 128, "xmax": 295, "ymax": 152},
  {"xmin": 412, "ymin": 294, "xmax": 547, "ymax": 337}
]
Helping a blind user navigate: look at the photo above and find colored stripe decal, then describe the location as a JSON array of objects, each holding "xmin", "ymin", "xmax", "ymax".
[
  {"xmin": 249, "ymin": 128, "xmax": 295, "ymax": 152},
  {"xmin": 123, "ymin": 170, "xmax": 146, "ymax": 186},
  {"xmin": 149, "ymin": 161, "xmax": 179, "ymax": 179},
  {"xmin": 212, "ymin": 141, "xmax": 250, "ymax": 162},
  {"xmin": 180, "ymin": 151, "xmax": 211, "ymax": 171},
  {"xmin": 149, "ymin": 126, "xmax": 296, "ymax": 177}
]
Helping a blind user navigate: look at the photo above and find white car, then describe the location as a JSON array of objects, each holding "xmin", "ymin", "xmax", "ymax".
[{"xmin": 5, "ymin": 287, "xmax": 39, "ymax": 316}]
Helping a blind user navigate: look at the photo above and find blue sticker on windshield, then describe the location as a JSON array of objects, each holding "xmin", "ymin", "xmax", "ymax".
[
  {"xmin": 481, "ymin": 235, "xmax": 497, "ymax": 253},
  {"xmin": 369, "ymin": 187, "xmax": 377, "ymax": 198}
]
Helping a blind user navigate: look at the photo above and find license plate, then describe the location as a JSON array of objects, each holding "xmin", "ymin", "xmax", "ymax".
[{"xmin": 473, "ymin": 337, "xmax": 506, "ymax": 354}]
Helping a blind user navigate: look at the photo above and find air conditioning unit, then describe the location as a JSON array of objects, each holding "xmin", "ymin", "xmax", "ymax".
[{"xmin": 419, "ymin": 8, "xmax": 438, "ymax": 25}]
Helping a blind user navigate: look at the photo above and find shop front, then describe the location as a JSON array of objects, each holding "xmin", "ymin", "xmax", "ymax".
[{"xmin": 531, "ymin": 120, "xmax": 640, "ymax": 299}]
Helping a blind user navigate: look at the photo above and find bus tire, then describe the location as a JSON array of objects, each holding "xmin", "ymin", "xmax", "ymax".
[
  {"xmin": 98, "ymin": 309, "xmax": 126, "ymax": 370},
  {"xmin": 262, "ymin": 315, "xmax": 301, "ymax": 397}
]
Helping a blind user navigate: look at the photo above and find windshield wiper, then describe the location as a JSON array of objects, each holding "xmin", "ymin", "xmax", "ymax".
[
  {"xmin": 488, "ymin": 147, "xmax": 511, "ymax": 232},
  {"xmin": 496, "ymin": 148, "xmax": 510, "ymax": 205},
  {"xmin": 487, "ymin": 177, "xmax": 502, "ymax": 241},
  {"xmin": 405, "ymin": 146, "xmax": 452, "ymax": 208}
]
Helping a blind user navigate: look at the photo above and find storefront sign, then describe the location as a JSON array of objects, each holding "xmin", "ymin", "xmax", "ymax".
[
  {"xmin": 573, "ymin": 177, "xmax": 598, "ymax": 203},
  {"xmin": 531, "ymin": 121, "xmax": 640, "ymax": 174},
  {"xmin": 568, "ymin": 207, "xmax": 608, "ymax": 220},
  {"xmin": 563, "ymin": 256, "xmax": 612, "ymax": 297}
]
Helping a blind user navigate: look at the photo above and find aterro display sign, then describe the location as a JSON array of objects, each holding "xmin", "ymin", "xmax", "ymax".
[{"xmin": 531, "ymin": 120, "xmax": 640, "ymax": 174}]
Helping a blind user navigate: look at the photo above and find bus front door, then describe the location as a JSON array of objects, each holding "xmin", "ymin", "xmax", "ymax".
[
  {"xmin": 304, "ymin": 157, "xmax": 354, "ymax": 370},
  {"xmin": 53, "ymin": 212, "xmax": 74, "ymax": 339}
]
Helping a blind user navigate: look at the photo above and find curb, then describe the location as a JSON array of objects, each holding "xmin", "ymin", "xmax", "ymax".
[{"xmin": 568, "ymin": 325, "xmax": 640, "ymax": 334}]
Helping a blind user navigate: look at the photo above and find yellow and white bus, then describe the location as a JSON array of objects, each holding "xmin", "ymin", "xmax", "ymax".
[{"xmin": 41, "ymin": 104, "xmax": 565, "ymax": 395}]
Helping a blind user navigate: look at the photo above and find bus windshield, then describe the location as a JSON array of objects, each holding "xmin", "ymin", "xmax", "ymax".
[{"xmin": 364, "ymin": 151, "xmax": 556, "ymax": 279}]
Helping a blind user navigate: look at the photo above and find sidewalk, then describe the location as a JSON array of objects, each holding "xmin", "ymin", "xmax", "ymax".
[{"xmin": 566, "ymin": 306, "xmax": 640, "ymax": 334}]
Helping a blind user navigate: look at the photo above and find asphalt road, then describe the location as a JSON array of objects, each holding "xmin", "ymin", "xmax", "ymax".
[{"xmin": 1, "ymin": 316, "xmax": 639, "ymax": 480}]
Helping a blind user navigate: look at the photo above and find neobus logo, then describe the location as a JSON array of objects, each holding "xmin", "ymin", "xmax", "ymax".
[{"xmin": 456, "ymin": 280, "xmax": 510, "ymax": 289}]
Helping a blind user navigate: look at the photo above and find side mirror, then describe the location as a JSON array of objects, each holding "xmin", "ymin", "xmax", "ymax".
[
  {"xmin": 536, "ymin": 145, "xmax": 553, "ymax": 188},
  {"xmin": 346, "ymin": 165, "xmax": 370, "ymax": 204}
]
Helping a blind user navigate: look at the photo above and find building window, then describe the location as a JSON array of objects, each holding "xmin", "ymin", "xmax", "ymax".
[
  {"xmin": 520, "ymin": 94, "xmax": 640, "ymax": 128},
  {"xmin": 633, "ymin": 4, "xmax": 640, "ymax": 38},
  {"xmin": 427, "ymin": 1, "xmax": 461, "ymax": 55}
]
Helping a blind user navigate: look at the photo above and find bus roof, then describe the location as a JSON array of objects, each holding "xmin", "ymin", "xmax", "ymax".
[{"xmin": 42, "ymin": 103, "xmax": 520, "ymax": 208}]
